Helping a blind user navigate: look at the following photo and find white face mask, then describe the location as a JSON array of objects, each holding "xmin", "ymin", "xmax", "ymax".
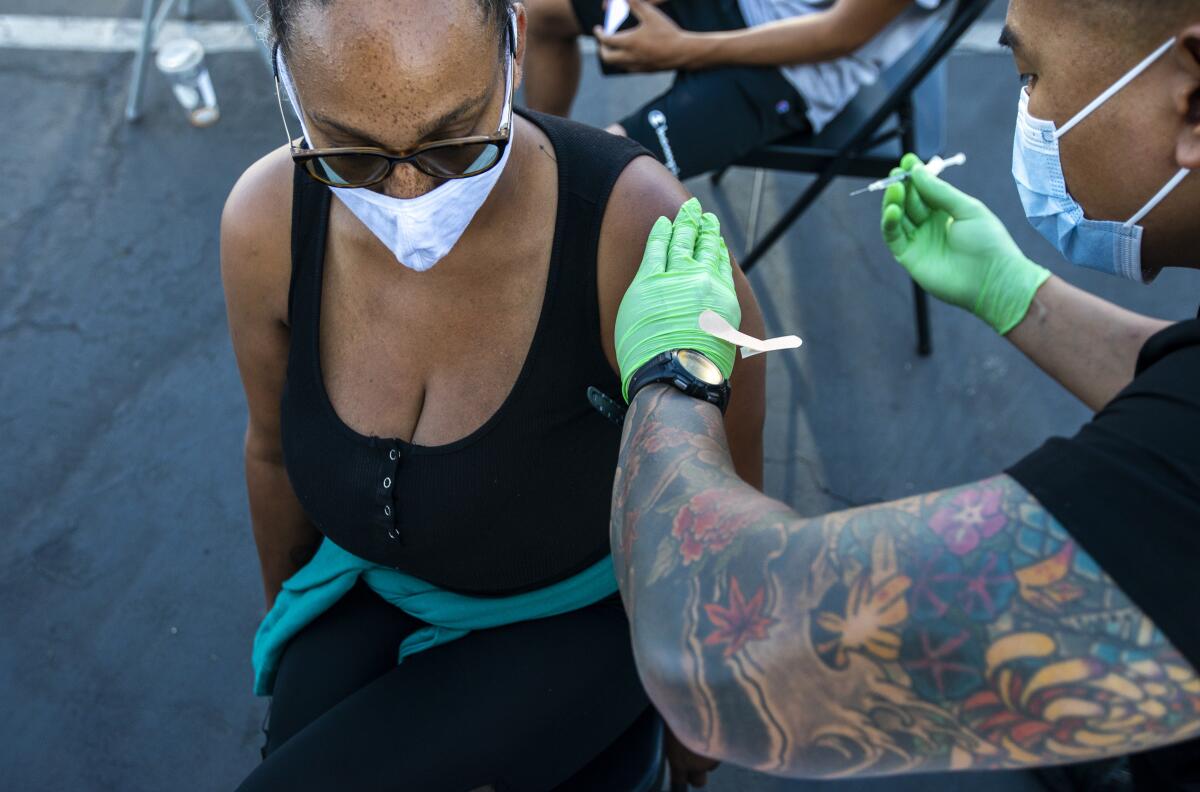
[{"xmin": 275, "ymin": 25, "xmax": 516, "ymax": 272}]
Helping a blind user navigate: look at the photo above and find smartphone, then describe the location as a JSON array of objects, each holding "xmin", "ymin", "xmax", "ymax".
[{"xmin": 604, "ymin": 0, "xmax": 630, "ymax": 35}]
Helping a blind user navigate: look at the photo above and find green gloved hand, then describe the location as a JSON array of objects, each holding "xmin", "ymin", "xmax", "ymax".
[
  {"xmin": 616, "ymin": 197, "xmax": 741, "ymax": 402},
  {"xmin": 881, "ymin": 153, "xmax": 1051, "ymax": 335}
]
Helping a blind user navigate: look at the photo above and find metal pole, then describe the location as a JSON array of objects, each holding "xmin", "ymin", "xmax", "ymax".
[
  {"xmin": 124, "ymin": 0, "xmax": 159, "ymax": 122},
  {"xmin": 900, "ymin": 95, "xmax": 933, "ymax": 356},
  {"xmin": 745, "ymin": 168, "xmax": 766, "ymax": 251},
  {"xmin": 151, "ymin": 0, "xmax": 180, "ymax": 33}
]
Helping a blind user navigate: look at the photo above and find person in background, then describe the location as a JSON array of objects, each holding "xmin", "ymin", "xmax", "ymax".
[
  {"xmin": 524, "ymin": 0, "xmax": 946, "ymax": 179},
  {"xmin": 608, "ymin": 0, "xmax": 1200, "ymax": 788},
  {"xmin": 220, "ymin": 0, "xmax": 765, "ymax": 788}
]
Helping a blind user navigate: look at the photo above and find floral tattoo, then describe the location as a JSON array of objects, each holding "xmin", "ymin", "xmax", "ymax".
[{"xmin": 611, "ymin": 386, "xmax": 1200, "ymax": 777}]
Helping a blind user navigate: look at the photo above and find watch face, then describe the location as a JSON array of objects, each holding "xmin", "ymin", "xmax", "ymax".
[{"xmin": 677, "ymin": 349, "xmax": 724, "ymax": 385}]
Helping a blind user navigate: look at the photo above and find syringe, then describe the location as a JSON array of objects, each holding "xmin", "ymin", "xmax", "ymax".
[{"xmin": 850, "ymin": 152, "xmax": 967, "ymax": 196}]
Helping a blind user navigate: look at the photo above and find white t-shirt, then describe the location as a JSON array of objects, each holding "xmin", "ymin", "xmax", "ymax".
[{"xmin": 736, "ymin": 0, "xmax": 946, "ymax": 132}]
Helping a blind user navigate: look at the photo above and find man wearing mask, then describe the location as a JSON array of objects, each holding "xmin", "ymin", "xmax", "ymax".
[{"xmin": 608, "ymin": 0, "xmax": 1200, "ymax": 787}]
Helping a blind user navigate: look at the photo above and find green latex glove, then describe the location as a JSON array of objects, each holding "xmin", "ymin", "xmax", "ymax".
[
  {"xmin": 881, "ymin": 153, "xmax": 1051, "ymax": 335},
  {"xmin": 615, "ymin": 198, "xmax": 741, "ymax": 402}
]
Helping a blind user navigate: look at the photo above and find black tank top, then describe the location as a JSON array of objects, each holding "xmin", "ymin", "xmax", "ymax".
[{"xmin": 280, "ymin": 110, "xmax": 648, "ymax": 595}]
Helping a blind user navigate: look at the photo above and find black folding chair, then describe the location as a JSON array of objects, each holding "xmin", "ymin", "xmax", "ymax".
[{"xmin": 711, "ymin": 0, "xmax": 992, "ymax": 356}]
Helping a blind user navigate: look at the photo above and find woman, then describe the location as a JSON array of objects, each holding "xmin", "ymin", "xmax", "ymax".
[{"xmin": 219, "ymin": 0, "xmax": 766, "ymax": 788}]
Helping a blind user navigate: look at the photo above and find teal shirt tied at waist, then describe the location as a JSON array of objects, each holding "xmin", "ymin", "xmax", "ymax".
[{"xmin": 252, "ymin": 538, "xmax": 619, "ymax": 696}]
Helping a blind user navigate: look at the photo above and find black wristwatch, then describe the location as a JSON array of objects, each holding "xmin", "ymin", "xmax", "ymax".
[{"xmin": 627, "ymin": 349, "xmax": 731, "ymax": 414}]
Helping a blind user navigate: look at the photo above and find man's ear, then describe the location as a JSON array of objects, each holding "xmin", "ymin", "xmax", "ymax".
[{"xmin": 1173, "ymin": 26, "xmax": 1200, "ymax": 169}]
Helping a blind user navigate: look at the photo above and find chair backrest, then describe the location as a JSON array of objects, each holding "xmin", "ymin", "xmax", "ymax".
[{"xmin": 814, "ymin": 0, "xmax": 993, "ymax": 155}]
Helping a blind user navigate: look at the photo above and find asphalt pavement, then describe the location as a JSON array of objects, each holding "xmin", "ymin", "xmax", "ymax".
[{"xmin": 2, "ymin": 1, "xmax": 1197, "ymax": 790}]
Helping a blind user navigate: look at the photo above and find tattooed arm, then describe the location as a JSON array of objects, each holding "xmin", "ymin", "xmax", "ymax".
[{"xmin": 612, "ymin": 385, "xmax": 1200, "ymax": 778}]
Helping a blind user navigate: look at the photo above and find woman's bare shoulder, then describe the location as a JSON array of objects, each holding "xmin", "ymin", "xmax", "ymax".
[
  {"xmin": 220, "ymin": 144, "xmax": 295, "ymax": 322},
  {"xmin": 598, "ymin": 154, "xmax": 691, "ymax": 289},
  {"xmin": 595, "ymin": 153, "xmax": 691, "ymax": 367}
]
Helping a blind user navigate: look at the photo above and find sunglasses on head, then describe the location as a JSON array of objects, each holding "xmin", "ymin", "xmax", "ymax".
[{"xmin": 274, "ymin": 10, "xmax": 517, "ymax": 189}]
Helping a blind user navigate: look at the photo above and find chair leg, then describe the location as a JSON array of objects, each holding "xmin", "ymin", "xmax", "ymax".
[
  {"xmin": 125, "ymin": 0, "xmax": 159, "ymax": 122},
  {"xmin": 741, "ymin": 168, "xmax": 837, "ymax": 273},
  {"xmin": 744, "ymin": 168, "xmax": 766, "ymax": 250},
  {"xmin": 899, "ymin": 93, "xmax": 933, "ymax": 356},
  {"xmin": 912, "ymin": 279, "xmax": 932, "ymax": 357},
  {"xmin": 710, "ymin": 166, "xmax": 730, "ymax": 187}
]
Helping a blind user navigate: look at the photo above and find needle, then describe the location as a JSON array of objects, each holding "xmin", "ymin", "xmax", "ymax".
[{"xmin": 849, "ymin": 152, "xmax": 967, "ymax": 196}]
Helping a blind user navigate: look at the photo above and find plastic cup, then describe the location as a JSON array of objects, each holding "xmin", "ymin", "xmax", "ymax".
[{"xmin": 155, "ymin": 37, "xmax": 220, "ymax": 127}]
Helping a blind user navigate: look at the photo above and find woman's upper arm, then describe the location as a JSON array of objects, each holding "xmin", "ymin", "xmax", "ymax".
[
  {"xmin": 596, "ymin": 154, "xmax": 766, "ymax": 488},
  {"xmin": 724, "ymin": 261, "xmax": 766, "ymax": 489},
  {"xmin": 220, "ymin": 146, "xmax": 295, "ymax": 461}
]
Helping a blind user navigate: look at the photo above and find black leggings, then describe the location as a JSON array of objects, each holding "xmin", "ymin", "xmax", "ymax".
[{"xmin": 236, "ymin": 580, "xmax": 650, "ymax": 792}]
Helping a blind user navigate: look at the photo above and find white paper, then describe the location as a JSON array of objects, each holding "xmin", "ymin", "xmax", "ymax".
[
  {"xmin": 604, "ymin": 0, "xmax": 630, "ymax": 35},
  {"xmin": 699, "ymin": 310, "xmax": 802, "ymax": 359}
]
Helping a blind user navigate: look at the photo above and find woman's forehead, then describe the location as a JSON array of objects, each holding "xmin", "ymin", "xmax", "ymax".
[
  {"xmin": 293, "ymin": 0, "xmax": 497, "ymax": 84},
  {"xmin": 290, "ymin": 0, "xmax": 501, "ymax": 143}
]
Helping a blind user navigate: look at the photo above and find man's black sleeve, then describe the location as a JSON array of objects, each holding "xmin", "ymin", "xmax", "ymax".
[{"xmin": 1007, "ymin": 318, "xmax": 1200, "ymax": 669}]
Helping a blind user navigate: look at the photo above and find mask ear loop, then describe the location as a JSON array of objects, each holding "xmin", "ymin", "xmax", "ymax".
[
  {"xmin": 509, "ymin": 7, "xmax": 518, "ymax": 57},
  {"xmin": 1055, "ymin": 37, "xmax": 1176, "ymax": 139},
  {"xmin": 1125, "ymin": 168, "xmax": 1191, "ymax": 227},
  {"xmin": 275, "ymin": 48, "xmax": 314, "ymax": 147}
]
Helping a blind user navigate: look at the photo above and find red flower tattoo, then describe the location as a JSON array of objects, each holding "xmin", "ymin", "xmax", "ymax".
[
  {"xmin": 672, "ymin": 490, "xmax": 750, "ymax": 565},
  {"xmin": 641, "ymin": 423, "xmax": 690, "ymax": 453},
  {"xmin": 619, "ymin": 509, "xmax": 640, "ymax": 563},
  {"xmin": 704, "ymin": 578, "xmax": 776, "ymax": 658}
]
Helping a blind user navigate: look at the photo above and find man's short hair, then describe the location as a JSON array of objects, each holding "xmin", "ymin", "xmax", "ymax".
[{"xmin": 1078, "ymin": 0, "xmax": 1198, "ymax": 50}]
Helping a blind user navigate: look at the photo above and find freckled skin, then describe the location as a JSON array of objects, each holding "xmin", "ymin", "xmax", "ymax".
[
  {"xmin": 270, "ymin": 1, "xmax": 570, "ymax": 448},
  {"xmin": 289, "ymin": 0, "xmax": 508, "ymax": 198}
]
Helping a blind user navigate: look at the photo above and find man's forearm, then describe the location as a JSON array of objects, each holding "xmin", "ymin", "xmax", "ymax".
[
  {"xmin": 611, "ymin": 386, "xmax": 1199, "ymax": 777},
  {"xmin": 687, "ymin": 14, "xmax": 850, "ymax": 70},
  {"xmin": 1006, "ymin": 276, "xmax": 1170, "ymax": 411},
  {"xmin": 612, "ymin": 385, "xmax": 818, "ymax": 770},
  {"xmin": 684, "ymin": 0, "xmax": 909, "ymax": 70},
  {"xmin": 612, "ymin": 385, "xmax": 767, "ymax": 596}
]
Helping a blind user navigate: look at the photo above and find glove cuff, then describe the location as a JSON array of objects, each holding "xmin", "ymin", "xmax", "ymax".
[{"xmin": 974, "ymin": 257, "xmax": 1052, "ymax": 336}]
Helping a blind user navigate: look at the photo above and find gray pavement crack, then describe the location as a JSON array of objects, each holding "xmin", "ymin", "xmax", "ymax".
[
  {"xmin": 779, "ymin": 450, "xmax": 882, "ymax": 510},
  {"xmin": 7, "ymin": 303, "xmax": 227, "ymax": 530},
  {"xmin": 827, "ymin": 199, "xmax": 910, "ymax": 302},
  {"xmin": 0, "ymin": 317, "xmax": 83, "ymax": 339}
]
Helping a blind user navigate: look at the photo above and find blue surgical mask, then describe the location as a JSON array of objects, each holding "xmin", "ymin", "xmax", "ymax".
[{"xmin": 1012, "ymin": 38, "xmax": 1191, "ymax": 282}]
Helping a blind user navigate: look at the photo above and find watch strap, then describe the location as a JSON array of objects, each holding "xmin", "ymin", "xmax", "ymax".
[
  {"xmin": 626, "ymin": 351, "xmax": 676, "ymax": 405},
  {"xmin": 627, "ymin": 350, "xmax": 730, "ymax": 414},
  {"xmin": 587, "ymin": 386, "xmax": 627, "ymax": 425}
]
